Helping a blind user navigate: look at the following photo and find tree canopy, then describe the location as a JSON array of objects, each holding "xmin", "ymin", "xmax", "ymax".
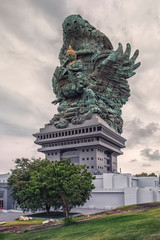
[
  {"xmin": 8, "ymin": 158, "xmax": 95, "ymax": 218},
  {"xmin": 134, "ymin": 172, "xmax": 157, "ymax": 177}
]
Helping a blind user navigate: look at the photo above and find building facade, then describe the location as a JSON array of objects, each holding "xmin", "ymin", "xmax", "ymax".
[
  {"xmin": 0, "ymin": 173, "xmax": 14, "ymax": 211},
  {"xmin": 82, "ymin": 173, "xmax": 160, "ymax": 209},
  {"xmin": 33, "ymin": 115, "xmax": 126, "ymax": 174}
]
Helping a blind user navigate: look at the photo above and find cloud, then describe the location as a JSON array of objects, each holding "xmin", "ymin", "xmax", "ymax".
[
  {"xmin": 0, "ymin": 120, "xmax": 35, "ymax": 137},
  {"xmin": 142, "ymin": 163, "xmax": 151, "ymax": 167},
  {"xmin": 140, "ymin": 148, "xmax": 160, "ymax": 161},
  {"xmin": 130, "ymin": 159, "xmax": 137, "ymax": 163},
  {"xmin": 124, "ymin": 118, "xmax": 159, "ymax": 148}
]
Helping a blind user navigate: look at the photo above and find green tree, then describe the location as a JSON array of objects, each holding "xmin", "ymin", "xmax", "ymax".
[
  {"xmin": 134, "ymin": 172, "xmax": 157, "ymax": 177},
  {"xmin": 8, "ymin": 158, "xmax": 95, "ymax": 218},
  {"xmin": 29, "ymin": 159, "xmax": 95, "ymax": 218},
  {"xmin": 8, "ymin": 158, "xmax": 54, "ymax": 213}
]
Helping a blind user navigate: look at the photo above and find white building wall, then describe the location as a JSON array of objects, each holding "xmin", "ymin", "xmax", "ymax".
[
  {"xmin": 124, "ymin": 187, "xmax": 138, "ymax": 205},
  {"xmin": 85, "ymin": 192, "xmax": 124, "ymax": 209},
  {"xmin": 137, "ymin": 188, "xmax": 153, "ymax": 204},
  {"xmin": 82, "ymin": 173, "xmax": 160, "ymax": 209}
]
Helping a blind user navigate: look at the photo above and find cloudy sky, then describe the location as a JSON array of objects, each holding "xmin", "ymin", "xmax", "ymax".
[{"xmin": 1, "ymin": 0, "xmax": 160, "ymax": 175}]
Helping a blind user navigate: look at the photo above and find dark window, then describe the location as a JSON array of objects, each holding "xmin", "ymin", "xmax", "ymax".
[
  {"xmin": 59, "ymin": 132, "xmax": 61, "ymax": 137},
  {"xmin": 86, "ymin": 149, "xmax": 89, "ymax": 152},
  {"xmin": 93, "ymin": 127, "xmax": 96, "ymax": 131},
  {"xmin": 82, "ymin": 129, "xmax": 85, "ymax": 133},
  {"xmin": 62, "ymin": 132, "xmax": 64, "ymax": 136},
  {"xmin": 55, "ymin": 133, "xmax": 57, "ymax": 137},
  {"xmin": 65, "ymin": 132, "xmax": 67, "ymax": 136},
  {"xmin": 89, "ymin": 128, "xmax": 92, "ymax": 132},
  {"xmin": 87, "ymin": 166, "xmax": 89, "ymax": 169},
  {"xmin": 68, "ymin": 131, "xmax": 71, "ymax": 135},
  {"xmin": 82, "ymin": 158, "xmax": 85, "ymax": 160},
  {"xmin": 91, "ymin": 166, "xmax": 94, "ymax": 169},
  {"xmin": 79, "ymin": 129, "xmax": 81, "ymax": 134},
  {"xmin": 48, "ymin": 153, "xmax": 50, "ymax": 156},
  {"xmin": 52, "ymin": 134, "xmax": 54, "ymax": 138},
  {"xmin": 97, "ymin": 126, "xmax": 102, "ymax": 131},
  {"xmin": 86, "ymin": 128, "xmax": 88, "ymax": 133},
  {"xmin": 49, "ymin": 134, "xmax": 51, "ymax": 138},
  {"xmin": 91, "ymin": 149, "xmax": 93, "ymax": 151},
  {"xmin": 72, "ymin": 130, "xmax": 74, "ymax": 135},
  {"xmin": 55, "ymin": 152, "xmax": 57, "ymax": 155},
  {"xmin": 75, "ymin": 130, "xmax": 77, "ymax": 134},
  {"xmin": 82, "ymin": 149, "xmax": 85, "ymax": 152},
  {"xmin": 87, "ymin": 158, "xmax": 89, "ymax": 160},
  {"xmin": 91, "ymin": 157, "xmax": 94, "ymax": 160}
]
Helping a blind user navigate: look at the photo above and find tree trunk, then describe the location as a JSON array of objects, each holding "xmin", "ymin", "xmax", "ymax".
[
  {"xmin": 46, "ymin": 204, "xmax": 50, "ymax": 214},
  {"xmin": 65, "ymin": 208, "xmax": 69, "ymax": 219}
]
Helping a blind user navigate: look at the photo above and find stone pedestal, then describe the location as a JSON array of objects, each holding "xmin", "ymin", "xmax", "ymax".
[{"xmin": 33, "ymin": 115, "xmax": 126, "ymax": 174}]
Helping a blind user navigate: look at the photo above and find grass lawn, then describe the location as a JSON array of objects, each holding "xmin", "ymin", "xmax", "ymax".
[{"xmin": 1, "ymin": 205, "xmax": 160, "ymax": 240}]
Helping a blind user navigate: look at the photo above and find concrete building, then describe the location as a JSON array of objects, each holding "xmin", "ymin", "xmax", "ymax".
[
  {"xmin": 83, "ymin": 173, "xmax": 160, "ymax": 209},
  {"xmin": 0, "ymin": 173, "xmax": 14, "ymax": 210},
  {"xmin": 33, "ymin": 114, "xmax": 160, "ymax": 209},
  {"xmin": 33, "ymin": 115, "xmax": 126, "ymax": 174}
]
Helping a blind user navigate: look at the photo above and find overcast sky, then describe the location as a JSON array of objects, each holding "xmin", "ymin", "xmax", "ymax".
[{"xmin": 0, "ymin": 0, "xmax": 160, "ymax": 175}]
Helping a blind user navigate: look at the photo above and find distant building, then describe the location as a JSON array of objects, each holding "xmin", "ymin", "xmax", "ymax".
[{"xmin": 0, "ymin": 173, "xmax": 14, "ymax": 210}]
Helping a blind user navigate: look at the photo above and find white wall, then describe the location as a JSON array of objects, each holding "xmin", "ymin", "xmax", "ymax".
[{"xmin": 82, "ymin": 173, "xmax": 160, "ymax": 209}]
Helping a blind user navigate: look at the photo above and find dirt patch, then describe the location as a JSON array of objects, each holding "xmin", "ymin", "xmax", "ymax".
[
  {"xmin": 0, "ymin": 224, "xmax": 33, "ymax": 234},
  {"xmin": 0, "ymin": 224, "xmax": 62, "ymax": 234}
]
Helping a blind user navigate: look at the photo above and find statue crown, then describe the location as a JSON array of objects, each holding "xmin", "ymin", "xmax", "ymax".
[{"xmin": 67, "ymin": 45, "xmax": 77, "ymax": 58}]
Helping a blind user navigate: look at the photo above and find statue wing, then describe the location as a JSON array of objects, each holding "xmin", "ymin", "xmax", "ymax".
[{"xmin": 90, "ymin": 43, "xmax": 141, "ymax": 105}]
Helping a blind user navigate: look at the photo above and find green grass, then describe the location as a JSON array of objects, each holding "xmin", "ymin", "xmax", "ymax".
[
  {"xmin": 0, "ymin": 219, "xmax": 44, "ymax": 227},
  {"xmin": 1, "ymin": 205, "xmax": 160, "ymax": 240}
]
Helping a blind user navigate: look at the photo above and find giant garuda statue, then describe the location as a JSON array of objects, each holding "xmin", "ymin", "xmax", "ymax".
[{"xmin": 51, "ymin": 14, "xmax": 140, "ymax": 133}]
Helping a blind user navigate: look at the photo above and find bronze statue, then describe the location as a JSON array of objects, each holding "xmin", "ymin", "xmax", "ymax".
[{"xmin": 51, "ymin": 14, "xmax": 141, "ymax": 133}]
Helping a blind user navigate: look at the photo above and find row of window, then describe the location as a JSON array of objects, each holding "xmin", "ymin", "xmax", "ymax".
[
  {"xmin": 42, "ymin": 138, "xmax": 99, "ymax": 148},
  {"xmin": 37, "ymin": 126, "xmax": 102, "ymax": 140},
  {"xmin": 82, "ymin": 157, "xmax": 94, "ymax": 161},
  {"xmin": 98, "ymin": 149, "xmax": 104, "ymax": 153},
  {"xmin": 47, "ymin": 152, "xmax": 57, "ymax": 156},
  {"xmin": 98, "ymin": 166, "xmax": 104, "ymax": 169},
  {"xmin": 82, "ymin": 149, "xmax": 94, "ymax": 152},
  {"xmin": 86, "ymin": 166, "xmax": 94, "ymax": 169},
  {"xmin": 98, "ymin": 158, "xmax": 103, "ymax": 161}
]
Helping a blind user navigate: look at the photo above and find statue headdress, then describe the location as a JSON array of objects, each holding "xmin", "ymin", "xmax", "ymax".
[{"xmin": 67, "ymin": 45, "xmax": 77, "ymax": 58}]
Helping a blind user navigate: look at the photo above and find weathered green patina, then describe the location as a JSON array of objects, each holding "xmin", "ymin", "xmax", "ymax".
[{"xmin": 50, "ymin": 14, "xmax": 140, "ymax": 133}]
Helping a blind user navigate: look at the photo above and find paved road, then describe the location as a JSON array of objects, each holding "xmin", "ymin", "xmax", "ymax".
[{"xmin": 0, "ymin": 208, "xmax": 105, "ymax": 221}]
